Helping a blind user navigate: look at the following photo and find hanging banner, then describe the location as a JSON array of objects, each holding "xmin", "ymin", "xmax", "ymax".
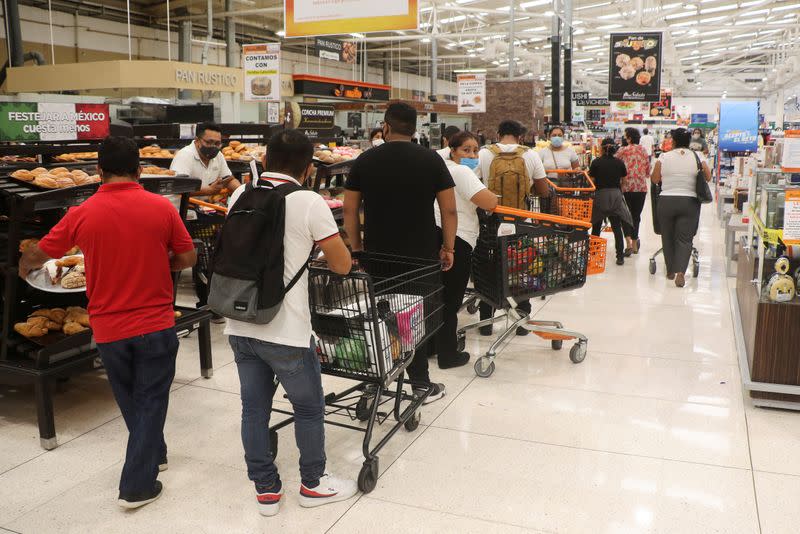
[
  {"xmin": 718, "ymin": 100, "xmax": 759, "ymax": 152},
  {"xmin": 783, "ymin": 189, "xmax": 800, "ymax": 245},
  {"xmin": 286, "ymin": 102, "xmax": 336, "ymax": 139},
  {"xmin": 242, "ymin": 43, "xmax": 281, "ymax": 102},
  {"xmin": 648, "ymin": 88, "xmax": 673, "ymax": 119},
  {"xmin": 676, "ymin": 104, "xmax": 692, "ymax": 125},
  {"xmin": 284, "ymin": 0, "xmax": 418, "ymax": 38},
  {"xmin": 457, "ymin": 73, "xmax": 486, "ymax": 113},
  {"xmin": 608, "ymin": 32, "xmax": 662, "ymax": 102},
  {"xmin": 781, "ymin": 130, "xmax": 800, "ymax": 172},
  {"xmin": 315, "ymin": 37, "xmax": 357, "ymax": 64},
  {"xmin": 0, "ymin": 102, "xmax": 109, "ymax": 142}
]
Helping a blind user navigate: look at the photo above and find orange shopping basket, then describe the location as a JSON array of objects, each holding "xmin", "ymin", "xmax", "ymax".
[{"xmin": 529, "ymin": 169, "xmax": 596, "ymax": 223}]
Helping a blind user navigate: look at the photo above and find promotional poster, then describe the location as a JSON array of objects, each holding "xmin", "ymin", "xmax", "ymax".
[
  {"xmin": 608, "ymin": 32, "xmax": 662, "ymax": 102},
  {"xmin": 242, "ymin": 43, "xmax": 281, "ymax": 102},
  {"xmin": 718, "ymin": 100, "xmax": 759, "ymax": 152}
]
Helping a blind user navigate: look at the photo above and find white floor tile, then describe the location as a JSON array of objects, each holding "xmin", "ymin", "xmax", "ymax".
[
  {"xmin": 746, "ymin": 405, "xmax": 800, "ymax": 477},
  {"xmin": 754, "ymin": 471, "xmax": 800, "ymax": 534}
]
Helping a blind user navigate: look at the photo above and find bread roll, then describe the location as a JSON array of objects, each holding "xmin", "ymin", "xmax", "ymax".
[
  {"xmin": 250, "ymin": 76, "xmax": 272, "ymax": 96},
  {"xmin": 50, "ymin": 167, "xmax": 70, "ymax": 175},
  {"xmin": 229, "ymin": 140, "xmax": 241, "ymax": 148},
  {"xmin": 63, "ymin": 321, "xmax": 87, "ymax": 335},
  {"xmin": 11, "ymin": 170, "xmax": 35, "ymax": 181},
  {"xmin": 61, "ymin": 271, "xmax": 86, "ymax": 289},
  {"xmin": 56, "ymin": 176, "xmax": 75, "ymax": 188},
  {"xmin": 33, "ymin": 176, "xmax": 58, "ymax": 189},
  {"xmin": 14, "ymin": 321, "xmax": 47, "ymax": 338},
  {"xmin": 31, "ymin": 167, "xmax": 48, "ymax": 176}
]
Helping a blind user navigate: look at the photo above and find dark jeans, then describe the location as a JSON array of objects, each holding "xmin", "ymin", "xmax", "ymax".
[
  {"xmin": 230, "ymin": 335, "xmax": 326, "ymax": 488},
  {"xmin": 623, "ymin": 192, "xmax": 647, "ymax": 240},
  {"xmin": 97, "ymin": 328, "xmax": 178, "ymax": 496},
  {"xmin": 593, "ymin": 217, "xmax": 625, "ymax": 258},
  {"xmin": 436, "ymin": 236, "xmax": 473, "ymax": 359},
  {"xmin": 657, "ymin": 195, "xmax": 701, "ymax": 274}
]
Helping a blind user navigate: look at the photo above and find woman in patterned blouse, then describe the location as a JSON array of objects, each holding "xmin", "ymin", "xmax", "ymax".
[{"xmin": 615, "ymin": 127, "xmax": 650, "ymax": 255}]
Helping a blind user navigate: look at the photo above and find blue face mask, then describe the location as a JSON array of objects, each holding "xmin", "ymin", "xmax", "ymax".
[
  {"xmin": 550, "ymin": 136, "xmax": 564, "ymax": 148},
  {"xmin": 460, "ymin": 157, "xmax": 479, "ymax": 170}
]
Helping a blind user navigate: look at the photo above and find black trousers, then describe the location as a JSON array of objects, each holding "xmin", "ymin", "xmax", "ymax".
[
  {"xmin": 435, "ymin": 236, "xmax": 473, "ymax": 359},
  {"xmin": 98, "ymin": 328, "xmax": 178, "ymax": 496},
  {"xmin": 657, "ymin": 196, "xmax": 701, "ymax": 274},
  {"xmin": 593, "ymin": 218, "xmax": 624, "ymax": 258},
  {"xmin": 623, "ymin": 192, "xmax": 647, "ymax": 240},
  {"xmin": 479, "ymin": 299, "xmax": 532, "ymax": 322}
]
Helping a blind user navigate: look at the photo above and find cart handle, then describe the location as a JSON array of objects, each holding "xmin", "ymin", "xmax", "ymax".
[
  {"xmin": 543, "ymin": 169, "xmax": 596, "ymax": 192},
  {"xmin": 492, "ymin": 205, "xmax": 592, "ymax": 229},
  {"xmin": 189, "ymin": 197, "xmax": 229, "ymax": 214}
]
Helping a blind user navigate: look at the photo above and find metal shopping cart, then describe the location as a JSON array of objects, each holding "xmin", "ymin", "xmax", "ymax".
[
  {"xmin": 647, "ymin": 182, "xmax": 700, "ymax": 278},
  {"xmin": 529, "ymin": 169, "xmax": 597, "ymax": 224},
  {"xmin": 457, "ymin": 206, "xmax": 606, "ymax": 378},
  {"xmin": 268, "ymin": 253, "xmax": 443, "ymax": 493},
  {"xmin": 184, "ymin": 198, "xmax": 228, "ymax": 306}
]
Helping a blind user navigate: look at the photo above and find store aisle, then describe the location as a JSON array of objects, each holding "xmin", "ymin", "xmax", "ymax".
[{"xmin": 2, "ymin": 202, "xmax": 800, "ymax": 534}]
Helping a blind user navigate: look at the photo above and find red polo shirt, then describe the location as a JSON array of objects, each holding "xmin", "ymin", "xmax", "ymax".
[{"xmin": 38, "ymin": 182, "xmax": 194, "ymax": 343}]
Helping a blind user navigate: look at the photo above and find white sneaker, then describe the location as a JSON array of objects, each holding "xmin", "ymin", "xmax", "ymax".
[
  {"xmin": 256, "ymin": 483, "xmax": 283, "ymax": 517},
  {"xmin": 298, "ymin": 474, "xmax": 358, "ymax": 508}
]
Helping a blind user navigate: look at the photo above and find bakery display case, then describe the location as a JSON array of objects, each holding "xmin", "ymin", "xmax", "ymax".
[{"xmin": 0, "ymin": 162, "xmax": 215, "ymax": 449}]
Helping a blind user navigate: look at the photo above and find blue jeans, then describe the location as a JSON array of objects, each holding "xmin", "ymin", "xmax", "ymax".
[
  {"xmin": 97, "ymin": 328, "xmax": 178, "ymax": 496},
  {"xmin": 230, "ymin": 335, "xmax": 326, "ymax": 488}
]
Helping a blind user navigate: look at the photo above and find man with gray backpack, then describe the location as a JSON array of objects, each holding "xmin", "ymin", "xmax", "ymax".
[{"xmin": 209, "ymin": 130, "xmax": 357, "ymax": 516}]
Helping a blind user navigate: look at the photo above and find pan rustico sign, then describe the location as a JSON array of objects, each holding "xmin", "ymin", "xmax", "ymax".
[{"xmin": 174, "ymin": 67, "xmax": 238, "ymax": 88}]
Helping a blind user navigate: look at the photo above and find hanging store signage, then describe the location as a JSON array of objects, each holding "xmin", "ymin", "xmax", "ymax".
[
  {"xmin": 315, "ymin": 37, "xmax": 357, "ymax": 64},
  {"xmin": 691, "ymin": 113, "xmax": 709, "ymax": 124},
  {"xmin": 242, "ymin": 43, "xmax": 281, "ymax": 102},
  {"xmin": 284, "ymin": 0, "xmax": 419, "ymax": 38},
  {"xmin": 293, "ymin": 75, "xmax": 390, "ymax": 102},
  {"xmin": 575, "ymin": 97, "xmax": 609, "ymax": 107},
  {"xmin": 608, "ymin": 32, "xmax": 662, "ymax": 102},
  {"xmin": 457, "ymin": 73, "xmax": 486, "ymax": 113},
  {"xmin": 0, "ymin": 102, "xmax": 109, "ymax": 142},
  {"xmin": 286, "ymin": 102, "xmax": 336, "ymax": 139},
  {"xmin": 781, "ymin": 130, "xmax": 800, "ymax": 172},
  {"xmin": 676, "ymin": 104, "xmax": 691, "ymax": 125},
  {"xmin": 783, "ymin": 189, "xmax": 800, "ymax": 246},
  {"xmin": 718, "ymin": 100, "xmax": 759, "ymax": 152},
  {"xmin": 648, "ymin": 89, "xmax": 673, "ymax": 119}
]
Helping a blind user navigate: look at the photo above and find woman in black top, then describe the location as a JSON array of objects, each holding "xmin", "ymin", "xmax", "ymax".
[{"xmin": 589, "ymin": 138, "xmax": 633, "ymax": 265}]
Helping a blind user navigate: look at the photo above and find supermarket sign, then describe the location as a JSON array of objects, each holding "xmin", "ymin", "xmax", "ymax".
[
  {"xmin": 284, "ymin": 0, "xmax": 418, "ymax": 37},
  {"xmin": 0, "ymin": 102, "xmax": 110, "ymax": 142}
]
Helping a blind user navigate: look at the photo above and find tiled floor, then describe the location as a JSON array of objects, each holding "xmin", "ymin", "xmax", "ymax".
[{"xmin": 2, "ymin": 204, "xmax": 800, "ymax": 533}]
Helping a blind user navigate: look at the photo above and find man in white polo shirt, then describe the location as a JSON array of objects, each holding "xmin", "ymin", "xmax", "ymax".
[{"xmin": 170, "ymin": 122, "xmax": 241, "ymax": 196}]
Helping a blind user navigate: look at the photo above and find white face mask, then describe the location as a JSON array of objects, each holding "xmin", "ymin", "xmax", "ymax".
[{"xmin": 372, "ymin": 138, "xmax": 385, "ymax": 147}]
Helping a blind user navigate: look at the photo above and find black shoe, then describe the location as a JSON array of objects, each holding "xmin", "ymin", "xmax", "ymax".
[
  {"xmin": 616, "ymin": 257, "xmax": 625, "ymax": 266},
  {"xmin": 159, "ymin": 456, "xmax": 168, "ymax": 472},
  {"xmin": 413, "ymin": 382, "xmax": 446, "ymax": 405},
  {"xmin": 118, "ymin": 481, "xmax": 163, "ymax": 509},
  {"xmin": 623, "ymin": 248, "xmax": 633, "ymax": 257},
  {"xmin": 438, "ymin": 352, "xmax": 470, "ymax": 369},
  {"xmin": 479, "ymin": 325, "xmax": 493, "ymax": 336},
  {"xmin": 516, "ymin": 326, "xmax": 529, "ymax": 336}
]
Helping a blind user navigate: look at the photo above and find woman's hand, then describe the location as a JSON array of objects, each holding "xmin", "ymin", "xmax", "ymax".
[{"xmin": 650, "ymin": 160, "xmax": 662, "ymax": 185}]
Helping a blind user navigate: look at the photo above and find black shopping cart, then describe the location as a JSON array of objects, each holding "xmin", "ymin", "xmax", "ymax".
[
  {"xmin": 268, "ymin": 253, "xmax": 443, "ymax": 493},
  {"xmin": 648, "ymin": 182, "xmax": 700, "ymax": 278},
  {"xmin": 184, "ymin": 199, "xmax": 227, "ymax": 306},
  {"xmin": 457, "ymin": 206, "xmax": 606, "ymax": 378}
]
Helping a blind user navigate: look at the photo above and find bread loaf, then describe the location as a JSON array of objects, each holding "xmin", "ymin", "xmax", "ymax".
[{"xmin": 250, "ymin": 76, "xmax": 272, "ymax": 96}]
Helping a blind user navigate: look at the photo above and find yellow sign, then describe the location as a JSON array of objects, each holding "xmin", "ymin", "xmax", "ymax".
[
  {"xmin": 784, "ymin": 189, "xmax": 800, "ymax": 246},
  {"xmin": 284, "ymin": 0, "xmax": 418, "ymax": 38},
  {"xmin": 6, "ymin": 60, "xmax": 242, "ymax": 93}
]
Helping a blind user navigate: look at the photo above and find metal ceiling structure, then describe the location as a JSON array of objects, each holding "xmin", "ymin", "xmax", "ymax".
[{"xmin": 17, "ymin": 0, "xmax": 800, "ymax": 99}]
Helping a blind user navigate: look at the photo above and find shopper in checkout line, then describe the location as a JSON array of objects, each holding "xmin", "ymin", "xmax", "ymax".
[
  {"xmin": 224, "ymin": 130, "xmax": 358, "ymax": 516},
  {"xmin": 615, "ymin": 127, "xmax": 651, "ymax": 256},
  {"xmin": 344, "ymin": 101, "xmax": 459, "ymax": 403},
  {"xmin": 475, "ymin": 119, "xmax": 549, "ymax": 337},
  {"xmin": 436, "ymin": 125, "xmax": 463, "ymax": 160},
  {"xmin": 170, "ymin": 121, "xmax": 241, "ymax": 323},
  {"xmin": 537, "ymin": 125, "xmax": 581, "ymax": 180},
  {"xmin": 19, "ymin": 136, "xmax": 198, "ymax": 509},
  {"xmin": 651, "ymin": 128, "xmax": 712, "ymax": 288},
  {"xmin": 435, "ymin": 131, "xmax": 498, "ymax": 368}
]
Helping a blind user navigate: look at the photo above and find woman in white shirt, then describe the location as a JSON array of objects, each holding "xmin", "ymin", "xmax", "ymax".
[
  {"xmin": 537, "ymin": 126, "xmax": 580, "ymax": 180},
  {"xmin": 435, "ymin": 131, "xmax": 498, "ymax": 369},
  {"xmin": 651, "ymin": 128, "xmax": 711, "ymax": 288}
]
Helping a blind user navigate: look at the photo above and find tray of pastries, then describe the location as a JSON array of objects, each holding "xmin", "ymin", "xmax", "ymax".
[{"xmin": 9, "ymin": 167, "xmax": 100, "ymax": 189}]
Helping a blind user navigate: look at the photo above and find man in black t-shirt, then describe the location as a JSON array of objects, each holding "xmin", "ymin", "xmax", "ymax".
[{"xmin": 344, "ymin": 102, "xmax": 458, "ymax": 404}]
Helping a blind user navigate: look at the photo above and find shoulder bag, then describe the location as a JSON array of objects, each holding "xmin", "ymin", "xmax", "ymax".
[{"xmin": 691, "ymin": 150, "xmax": 712, "ymax": 204}]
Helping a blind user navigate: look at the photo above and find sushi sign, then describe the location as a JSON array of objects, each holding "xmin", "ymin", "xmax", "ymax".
[{"xmin": 608, "ymin": 31, "xmax": 662, "ymax": 102}]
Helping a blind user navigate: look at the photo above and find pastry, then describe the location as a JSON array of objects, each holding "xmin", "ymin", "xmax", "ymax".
[
  {"xmin": 19, "ymin": 238, "xmax": 40, "ymax": 252},
  {"xmin": 11, "ymin": 169, "xmax": 35, "ymax": 181},
  {"xmin": 55, "ymin": 176, "xmax": 75, "ymax": 188},
  {"xmin": 33, "ymin": 176, "xmax": 58, "ymax": 189},
  {"xmin": 636, "ymin": 71, "xmax": 652, "ymax": 85},
  {"xmin": 30, "ymin": 308, "xmax": 67, "ymax": 323},
  {"xmin": 615, "ymin": 53, "xmax": 631, "ymax": 68},
  {"xmin": 229, "ymin": 140, "xmax": 241, "ymax": 148},
  {"xmin": 30, "ymin": 167, "xmax": 48, "ymax": 176},
  {"xmin": 619, "ymin": 64, "xmax": 636, "ymax": 80},
  {"xmin": 56, "ymin": 255, "xmax": 83, "ymax": 268},
  {"xmin": 71, "ymin": 174, "xmax": 93, "ymax": 186},
  {"xmin": 65, "ymin": 306, "xmax": 90, "ymax": 327},
  {"xmin": 630, "ymin": 57, "xmax": 644, "ymax": 71},
  {"xmin": 14, "ymin": 320, "xmax": 47, "ymax": 338},
  {"xmin": 50, "ymin": 167, "xmax": 70, "ymax": 175},
  {"xmin": 63, "ymin": 321, "xmax": 87, "ymax": 335},
  {"xmin": 61, "ymin": 270, "xmax": 86, "ymax": 289},
  {"xmin": 236, "ymin": 144, "xmax": 249, "ymax": 153},
  {"xmin": 645, "ymin": 56, "xmax": 657, "ymax": 71},
  {"xmin": 250, "ymin": 76, "xmax": 272, "ymax": 96}
]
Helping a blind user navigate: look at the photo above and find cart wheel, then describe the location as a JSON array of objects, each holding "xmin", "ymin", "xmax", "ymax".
[
  {"xmin": 358, "ymin": 458, "xmax": 379, "ymax": 493},
  {"xmin": 355, "ymin": 395, "xmax": 371, "ymax": 422},
  {"xmin": 569, "ymin": 343, "xmax": 587, "ymax": 364},
  {"xmin": 456, "ymin": 331, "xmax": 466, "ymax": 352},
  {"xmin": 551, "ymin": 340, "xmax": 563, "ymax": 350},
  {"xmin": 269, "ymin": 429, "xmax": 279, "ymax": 459},
  {"xmin": 404, "ymin": 411, "xmax": 421, "ymax": 432},
  {"xmin": 474, "ymin": 356, "xmax": 495, "ymax": 378},
  {"xmin": 466, "ymin": 301, "xmax": 480, "ymax": 314},
  {"xmin": 648, "ymin": 259, "xmax": 657, "ymax": 275},
  {"xmin": 693, "ymin": 261, "xmax": 700, "ymax": 278}
]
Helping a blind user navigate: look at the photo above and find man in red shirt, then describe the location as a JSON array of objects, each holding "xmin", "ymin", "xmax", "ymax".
[{"xmin": 19, "ymin": 136, "xmax": 197, "ymax": 509}]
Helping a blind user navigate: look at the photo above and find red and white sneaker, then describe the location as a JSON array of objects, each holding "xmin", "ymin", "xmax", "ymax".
[
  {"xmin": 299, "ymin": 474, "xmax": 358, "ymax": 508},
  {"xmin": 255, "ymin": 483, "xmax": 283, "ymax": 517}
]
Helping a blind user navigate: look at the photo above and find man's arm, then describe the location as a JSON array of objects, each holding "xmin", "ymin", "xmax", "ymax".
[
  {"xmin": 170, "ymin": 249, "xmax": 197, "ymax": 271},
  {"xmin": 318, "ymin": 235, "xmax": 352, "ymax": 275},
  {"xmin": 220, "ymin": 175, "xmax": 242, "ymax": 191},
  {"xmin": 343, "ymin": 189, "xmax": 363, "ymax": 251},
  {"xmin": 436, "ymin": 187, "xmax": 457, "ymax": 272},
  {"xmin": 19, "ymin": 245, "xmax": 52, "ymax": 278}
]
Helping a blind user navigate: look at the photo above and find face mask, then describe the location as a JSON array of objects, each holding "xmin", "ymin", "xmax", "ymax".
[
  {"xmin": 692, "ymin": 134, "xmax": 701, "ymax": 139},
  {"xmin": 372, "ymin": 138, "xmax": 385, "ymax": 147},
  {"xmin": 460, "ymin": 157, "xmax": 479, "ymax": 170},
  {"xmin": 550, "ymin": 136, "xmax": 564, "ymax": 148},
  {"xmin": 199, "ymin": 145, "xmax": 220, "ymax": 159}
]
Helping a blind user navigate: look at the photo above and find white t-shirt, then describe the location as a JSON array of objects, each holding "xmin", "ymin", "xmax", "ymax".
[
  {"xmin": 170, "ymin": 142, "xmax": 232, "ymax": 187},
  {"xmin": 640, "ymin": 134, "xmax": 655, "ymax": 156},
  {"xmin": 436, "ymin": 147, "xmax": 451, "ymax": 160},
  {"xmin": 476, "ymin": 144, "xmax": 547, "ymax": 186},
  {"xmin": 223, "ymin": 172, "xmax": 340, "ymax": 348},
  {"xmin": 658, "ymin": 149, "xmax": 701, "ymax": 198},
  {"xmin": 536, "ymin": 147, "xmax": 580, "ymax": 179},
  {"xmin": 434, "ymin": 160, "xmax": 487, "ymax": 249}
]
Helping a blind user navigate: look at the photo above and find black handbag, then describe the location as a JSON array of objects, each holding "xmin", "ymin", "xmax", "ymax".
[{"xmin": 692, "ymin": 150, "xmax": 712, "ymax": 204}]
